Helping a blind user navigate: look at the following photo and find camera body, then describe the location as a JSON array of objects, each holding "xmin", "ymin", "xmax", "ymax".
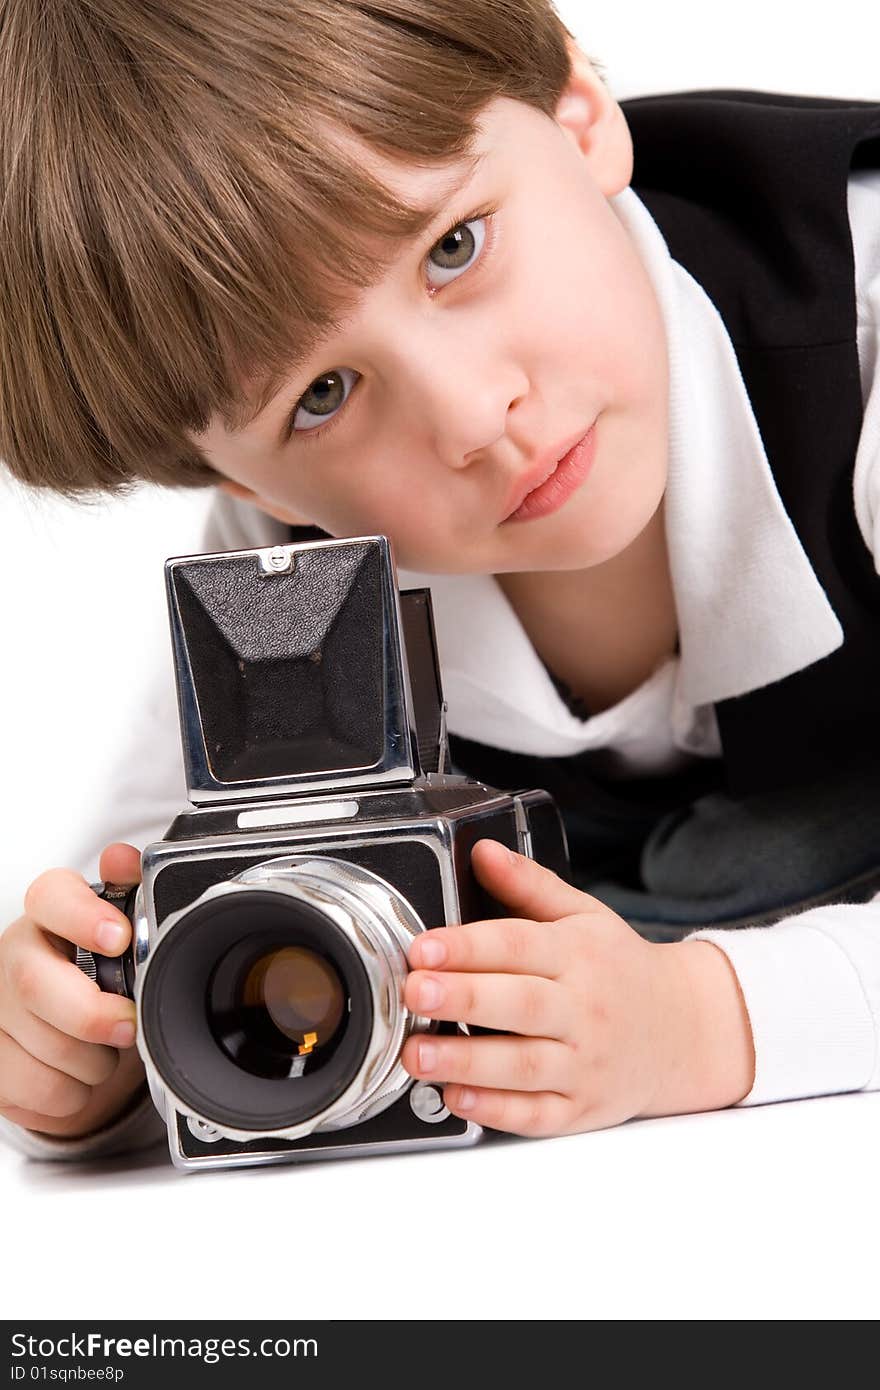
[{"xmin": 90, "ymin": 535, "xmax": 568, "ymax": 1172}]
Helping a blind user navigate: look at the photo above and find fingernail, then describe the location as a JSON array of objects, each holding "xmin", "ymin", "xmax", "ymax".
[
  {"xmin": 95, "ymin": 919, "xmax": 127, "ymax": 953},
  {"xmin": 455, "ymin": 1087, "xmax": 476, "ymax": 1112},
  {"xmin": 417, "ymin": 936, "xmax": 446, "ymax": 967},
  {"xmin": 418, "ymin": 976, "xmax": 445, "ymax": 1010},
  {"xmin": 110, "ymin": 1020, "xmax": 136, "ymax": 1047},
  {"xmin": 418, "ymin": 1041, "xmax": 438, "ymax": 1072}
]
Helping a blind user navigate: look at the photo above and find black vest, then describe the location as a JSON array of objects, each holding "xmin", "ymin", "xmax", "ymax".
[
  {"xmin": 291, "ymin": 91, "xmax": 880, "ymax": 837},
  {"xmin": 626, "ymin": 89, "xmax": 880, "ymax": 797}
]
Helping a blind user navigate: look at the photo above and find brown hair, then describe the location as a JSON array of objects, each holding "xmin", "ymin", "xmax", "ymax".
[{"xmin": 0, "ymin": 2, "xmax": 595, "ymax": 499}]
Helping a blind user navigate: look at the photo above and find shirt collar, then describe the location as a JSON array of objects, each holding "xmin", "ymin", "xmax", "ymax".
[
  {"xmin": 399, "ymin": 186, "xmax": 843, "ymax": 737},
  {"xmin": 615, "ymin": 186, "xmax": 842, "ymax": 707}
]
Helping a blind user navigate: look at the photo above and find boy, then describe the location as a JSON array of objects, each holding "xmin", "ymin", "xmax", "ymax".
[{"xmin": 1, "ymin": 1, "xmax": 879, "ymax": 1159}]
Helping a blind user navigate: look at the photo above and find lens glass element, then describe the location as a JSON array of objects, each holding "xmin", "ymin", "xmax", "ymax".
[
  {"xmin": 245, "ymin": 947, "xmax": 344, "ymax": 1046},
  {"xmin": 209, "ymin": 938, "xmax": 349, "ymax": 1080}
]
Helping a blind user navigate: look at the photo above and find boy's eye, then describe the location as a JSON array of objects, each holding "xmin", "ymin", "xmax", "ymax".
[
  {"xmin": 289, "ymin": 214, "xmax": 490, "ymax": 438},
  {"xmin": 292, "ymin": 366, "xmax": 359, "ymax": 432},
  {"xmin": 426, "ymin": 215, "xmax": 488, "ymax": 289}
]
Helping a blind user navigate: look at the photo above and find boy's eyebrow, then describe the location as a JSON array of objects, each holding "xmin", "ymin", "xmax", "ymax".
[{"xmin": 229, "ymin": 152, "xmax": 488, "ymax": 437}]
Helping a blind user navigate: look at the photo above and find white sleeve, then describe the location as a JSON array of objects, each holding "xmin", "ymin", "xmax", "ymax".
[
  {"xmin": 1, "ymin": 492, "xmax": 287, "ymax": 1163},
  {"xmin": 0, "ymin": 1089, "xmax": 167, "ymax": 1162},
  {"xmin": 687, "ymin": 902, "xmax": 879, "ymax": 1104}
]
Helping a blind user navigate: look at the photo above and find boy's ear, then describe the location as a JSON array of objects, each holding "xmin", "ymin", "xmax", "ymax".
[
  {"xmin": 215, "ymin": 477, "xmax": 313, "ymax": 528},
  {"xmin": 554, "ymin": 38, "xmax": 633, "ymax": 197}
]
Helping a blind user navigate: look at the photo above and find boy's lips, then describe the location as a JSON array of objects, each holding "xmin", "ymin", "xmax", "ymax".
[{"xmin": 500, "ymin": 421, "xmax": 597, "ymax": 523}]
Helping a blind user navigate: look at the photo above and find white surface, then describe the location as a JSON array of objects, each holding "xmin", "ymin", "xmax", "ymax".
[
  {"xmin": 3, "ymin": 1092, "xmax": 878, "ymax": 1321},
  {"xmin": 2, "ymin": 0, "xmax": 879, "ymax": 1324}
]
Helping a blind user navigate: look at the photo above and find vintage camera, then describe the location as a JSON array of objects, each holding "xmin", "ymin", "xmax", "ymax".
[{"xmin": 82, "ymin": 535, "xmax": 569, "ymax": 1171}]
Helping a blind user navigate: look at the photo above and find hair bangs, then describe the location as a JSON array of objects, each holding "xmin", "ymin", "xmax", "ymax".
[{"xmin": 0, "ymin": 1, "xmax": 581, "ymax": 496}]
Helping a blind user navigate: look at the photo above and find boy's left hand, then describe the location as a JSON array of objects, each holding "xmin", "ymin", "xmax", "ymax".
[{"xmin": 400, "ymin": 839, "xmax": 755, "ymax": 1137}]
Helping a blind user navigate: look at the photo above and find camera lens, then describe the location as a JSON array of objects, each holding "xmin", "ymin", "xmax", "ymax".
[
  {"xmin": 209, "ymin": 941, "xmax": 347, "ymax": 1080},
  {"xmin": 250, "ymin": 946, "xmax": 344, "ymax": 1043},
  {"xmin": 139, "ymin": 856, "xmax": 431, "ymax": 1137},
  {"xmin": 139, "ymin": 888, "xmax": 374, "ymax": 1132}
]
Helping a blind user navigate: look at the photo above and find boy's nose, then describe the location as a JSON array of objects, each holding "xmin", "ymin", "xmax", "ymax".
[{"xmin": 419, "ymin": 356, "xmax": 531, "ymax": 472}]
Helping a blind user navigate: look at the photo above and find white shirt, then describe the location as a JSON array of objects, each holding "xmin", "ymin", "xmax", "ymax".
[{"xmin": 4, "ymin": 172, "xmax": 879, "ymax": 1161}]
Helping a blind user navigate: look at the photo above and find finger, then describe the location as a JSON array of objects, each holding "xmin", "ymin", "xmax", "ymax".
[
  {"xmin": 409, "ymin": 918, "xmax": 563, "ymax": 978},
  {"xmin": 442, "ymin": 1083, "xmax": 573, "ymax": 1138},
  {"xmin": 402, "ymin": 1031, "xmax": 570, "ymax": 1094},
  {"xmin": 404, "ymin": 969, "xmax": 570, "ymax": 1040},
  {"xmin": 470, "ymin": 839, "xmax": 599, "ymax": 922},
  {"xmin": 0, "ymin": 1103, "xmax": 89, "ymax": 1134},
  {"xmin": 0, "ymin": 1028, "xmax": 91, "ymax": 1118},
  {"xmin": 23, "ymin": 868, "xmax": 132, "ymax": 956},
  {"xmin": 1, "ymin": 1007, "xmax": 119, "ymax": 1087},
  {"xmin": 5, "ymin": 923, "xmax": 137, "ymax": 1046},
  {"xmin": 98, "ymin": 843, "xmax": 142, "ymax": 890}
]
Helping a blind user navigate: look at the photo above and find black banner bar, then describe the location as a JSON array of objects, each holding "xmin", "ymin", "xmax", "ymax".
[{"xmin": 1, "ymin": 1321, "xmax": 576, "ymax": 1386}]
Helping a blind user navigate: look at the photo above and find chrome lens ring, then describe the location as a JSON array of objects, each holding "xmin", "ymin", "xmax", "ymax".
[
  {"xmin": 135, "ymin": 856, "xmax": 431, "ymax": 1142},
  {"xmin": 237, "ymin": 857, "xmax": 430, "ymax": 1131}
]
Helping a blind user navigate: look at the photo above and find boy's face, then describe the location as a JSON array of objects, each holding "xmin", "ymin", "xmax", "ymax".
[{"xmin": 193, "ymin": 55, "xmax": 669, "ymax": 576}]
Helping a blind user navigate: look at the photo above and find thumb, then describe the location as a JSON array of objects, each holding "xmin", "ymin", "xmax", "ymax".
[
  {"xmin": 470, "ymin": 838, "xmax": 600, "ymax": 922},
  {"xmin": 98, "ymin": 842, "xmax": 142, "ymax": 888}
]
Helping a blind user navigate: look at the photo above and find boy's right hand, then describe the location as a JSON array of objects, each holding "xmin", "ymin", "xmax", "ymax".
[{"xmin": 0, "ymin": 843, "xmax": 147, "ymax": 1140}]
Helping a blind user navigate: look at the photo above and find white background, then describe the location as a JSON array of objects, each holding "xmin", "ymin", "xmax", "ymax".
[
  {"xmin": 3, "ymin": 1089, "xmax": 879, "ymax": 1321},
  {"xmin": 1, "ymin": 0, "xmax": 879, "ymax": 1323}
]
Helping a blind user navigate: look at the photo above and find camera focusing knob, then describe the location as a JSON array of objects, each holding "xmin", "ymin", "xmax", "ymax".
[
  {"xmin": 409, "ymin": 1081, "xmax": 450, "ymax": 1125},
  {"xmin": 74, "ymin": 941, "xmax": 131, "ymax": 997},
  {"xmin": 74, "ymin": 946, "xmax": 97, "ymax": 984}
]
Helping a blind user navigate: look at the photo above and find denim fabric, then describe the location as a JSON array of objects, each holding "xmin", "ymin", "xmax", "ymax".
[
  {"xmin": 571, "ymin": 757, "xmax": 880, "ymax": 942},
  {"xmin": 448, "ymin": 731, "xmax": 880, "ymax": 943}
]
